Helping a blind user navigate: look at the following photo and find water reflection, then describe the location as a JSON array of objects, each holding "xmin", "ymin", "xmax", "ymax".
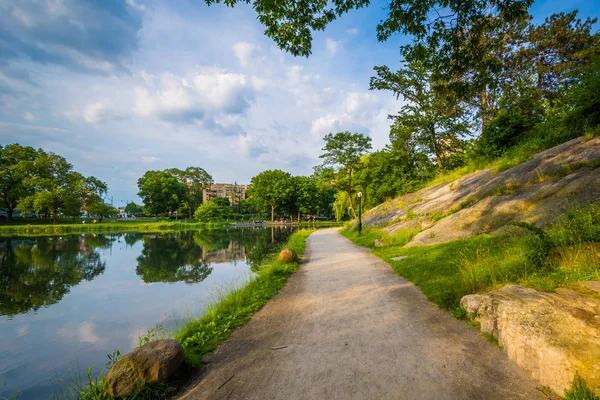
[
  {"xmin": 0, "ymin": 227, "xmax": 294, "ymax": 318},
  {"xmin": 0, "ymin": 236, "xmax": 109, "ymax": 318},
  {"xmin": 0, "ymin": 227, "xmax": 296, "ymax": 400}
]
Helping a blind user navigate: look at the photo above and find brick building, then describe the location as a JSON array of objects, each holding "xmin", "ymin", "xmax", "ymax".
[{"xmin": 202, "ymin": 183, "xmax": 246, "ymax": 206}]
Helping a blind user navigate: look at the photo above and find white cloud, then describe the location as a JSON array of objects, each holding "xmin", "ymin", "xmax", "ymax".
[
  {"xmin": 142, "ymin": 156, "xmax": 160, "ymax": 164},
  {"xmin": 81, "ymin": 102, "xmax": 127, "ymax": 123},
  {"xmin": 134, "ymin": 68, "xmax": 261, "ymax": 124},
  {"xmin": 23, "ymin": 111, "xmax": 35, "ymax": 121},
  {"xmin": 345, "ymin": 28, "xmax": 358, "ymax": 35},
  {"xmin": 326, "ymin": 38, "xmax": 342, "ymax": 55},
  {"xmin": 126, "ymin": 0, "xmax": 146, "ymax": 11},
  {"xmin": 232, "ymin": 42, "xmax": 257, "ymax": 66}
]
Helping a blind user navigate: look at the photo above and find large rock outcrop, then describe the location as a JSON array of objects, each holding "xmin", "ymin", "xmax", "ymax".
[
  {"xmin": 460, "ymin": 284, "xmax": 600, "ymax": 395},
  {"xmin": 105, "ymin": 339, "xmax": 184, "ymax": 398},
  {"xmin": 362, "ymin": 136, "xmax": 600, "ymax": 246}
]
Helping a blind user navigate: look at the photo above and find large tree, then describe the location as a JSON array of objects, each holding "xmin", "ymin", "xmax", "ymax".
[
  {"xmin": 248, "ymin": 169, "xmax": 293, "ymax": 222},
  {"xmin": 318, "ymin": 131, "xmax": 371, "ymax": 218},
  {"xmin": 0, "ymin": 144, "xmax": 42, "ymax": 222},
  {"xmin": 137, "ymin": 170, "xmax": 187, "ymax": 217},
  {"xmin": 18, "ymin": 153, "xmax": 93, "ymax": 224},
  {"xmin": 370, "ymin": 62, "xmax": 468, "ymax": 173},
  {"xmin": 167, "ymin": 167, "xmax": 213, "ymax": 218}
]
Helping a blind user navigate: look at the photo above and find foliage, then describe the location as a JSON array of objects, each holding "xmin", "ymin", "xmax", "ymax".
[
  {"xmin": 342, "ymin": 202, "xmax": 600, "ymax": 310},
  {"xmin": 0, "ymin": 144, "xmax": 42, "ymax": 222},
  {"xmin": 248, "ymin": 169, "xmax": 293, "ymax": 222},
  {"xmin": 137, "ymin": 170, "xmax": 187, "ymax": 217},
  {"xmin": 370, "ymin": 61, "xmax": 468, "ymax": 173},
  {"xmin": 193, "ymin": 197, "xmax": 232, "ymax": 222},
  {"xmin": 167, "ymin": 167, "xmax": 213, "ymax": 218},
  {"xmin": 174, "ymin": 229, "xmax": 313, "ymax": 366},
  {"xmin": 564, "ymin": 374, "xmax": 600, "ymax": 400},
  {"xmin": 125, "ymin": 202, "xmax": 143, "ymax": 214},
  {"xmin": 318, "ymin": 131, "xmax": 371, "ymax": 218}
]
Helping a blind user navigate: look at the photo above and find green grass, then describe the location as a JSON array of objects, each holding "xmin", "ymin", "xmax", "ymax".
[
  {"xmin": 342, "ymin": 202, "xmax": 600, "ymax": 311},
  {"xmin": 74, "ymin": 229, "xmax": 313, "ymax": 399},
  {"xmin": 564, "ymin": 375, "xmax": 600, "ymax": 400},
  {"xmin": 339, "ymin": 225, "xmax": 419, "ymax": 249},
  {"xmin": 174, "ymin": 229, "xmax": 313, "ymax": 366},
  {"xmin": 0, "ymin": 221, "xmax": 227, "ymax": 237}
]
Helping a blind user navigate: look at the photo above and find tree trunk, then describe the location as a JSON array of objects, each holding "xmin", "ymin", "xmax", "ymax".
[
  {"xmin": 297, "ymin": 210, "xmax": 300, "ymax": 224},
  {"xmin": 6, "ymin": 205, "xmax": 14, "ymax": 223},
  {"xmin": 481, "ymin": 87, "xmax": 488, "ymax": 133},
  {"xmin": 271, "ymin": 205, "xmax": 275, "ymax": 223}
]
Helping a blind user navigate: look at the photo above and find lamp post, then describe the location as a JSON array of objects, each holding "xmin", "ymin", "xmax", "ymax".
[{"xmin": 357, "ymin": 191, "xmax": 363, "ymax": 236}]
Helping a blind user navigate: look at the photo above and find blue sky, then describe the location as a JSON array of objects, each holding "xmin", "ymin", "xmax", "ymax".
[{"xmin": 1, "ymin": 0, "xmax": 598, "ymax": 204}]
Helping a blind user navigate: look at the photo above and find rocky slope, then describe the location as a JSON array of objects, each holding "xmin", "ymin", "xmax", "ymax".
[{"xmin": 363, "ymin": 136, "xmax": 600, "ymax": 246}]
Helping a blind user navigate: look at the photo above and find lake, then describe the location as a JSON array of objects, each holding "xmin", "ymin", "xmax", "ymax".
[{"xmin": 0, "ymin": 227, "xmax": 296, "ymax": 399}]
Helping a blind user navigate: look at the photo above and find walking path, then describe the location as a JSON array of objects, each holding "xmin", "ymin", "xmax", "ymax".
[{"xmin": 179, "ymin": 228, "xmax": 545, "ymax": 400}]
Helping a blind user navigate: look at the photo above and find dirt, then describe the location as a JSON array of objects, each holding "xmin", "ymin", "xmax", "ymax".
[{"xmin": 175, "ymin": 229, "xmax": 547, "ymax": 400}]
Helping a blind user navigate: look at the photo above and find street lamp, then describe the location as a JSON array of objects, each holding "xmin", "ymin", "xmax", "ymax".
[{"xmin": 357, "ymin": 191, "xmax": 363, "ymax": 236}]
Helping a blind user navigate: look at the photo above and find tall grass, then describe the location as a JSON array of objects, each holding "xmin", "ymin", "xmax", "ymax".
[
  {"xmin": 72, "ymin": 229, "xmax": 313, "ymax": 399},
  {"xmin": 175, "ymin": 229, "xmax": 312, "ymax": 366},
  {"xmin": 342, "ymin": 202, "xmax": 600, "ymax": 309}
]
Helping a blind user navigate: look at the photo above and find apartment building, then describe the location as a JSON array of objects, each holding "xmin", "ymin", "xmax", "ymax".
[{"xmin": 202, "ymin": 183, "xmax": 246, "ymax": 205}]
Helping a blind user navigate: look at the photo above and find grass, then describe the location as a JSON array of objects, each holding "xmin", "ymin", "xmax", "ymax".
[
  {"xmin": 339, "ymin": 225, "xmax": 419, "ymax": 249},
  {"xmin": 174, "ymin": 229, "xmax": 313, "ymax": 366},
  {"xmin": 0, "ymin": 221, "xmax": 228, "ymax": 237},
  {"xmin": 342, "ymin": 202, "xmax": 600, "ymax": 310},
  {"xmin": 565, "ymin": 375, "xmax": 600, "ymax": 400},
  {"xmin": 73, "ymin": 229, "xmax": 313, "ymax": 399}
]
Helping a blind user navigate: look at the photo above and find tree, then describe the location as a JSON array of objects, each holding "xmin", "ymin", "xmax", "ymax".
[
  {"xmin": 194, "ymin": 197, "xmax": 232, "ymax": 222},
  {"xmin": 125, "ymin": 202, "xmax": 143, "ymax": 214},
  {"xmin": 18, "ymin": 153, "xmax": 88, "ymax": 224},
  {"xmin": 205, "ymin": 0, "xmax": 531, "ymax": 69},
  {"xmin": 137, "ymin": 170, "xmax": 187, "ymax": 217},
  {"xmin": 370, "ymin": 62, "xmax": 469, "ymax": 173},
  {"xmin": 248, "ymin": 170, "xmax": 293, "ymax": 222},
  {"xmin": 319, "ymin": 132, "xmax": 371, "ymax": 218},
  {"xmin": 168, "ymin": 167, "xmax": 213, "ymax": 218},
  {"xmin": 87, "ymin": 202, "xmax": 117, "ymax": 222},
  {"xmin": 525, "ymin": 12, "xmax": 599, "ymax": 108},
  {"xmin": 0, "ymin": 144, "xmax": 42, "ymax": 222}
]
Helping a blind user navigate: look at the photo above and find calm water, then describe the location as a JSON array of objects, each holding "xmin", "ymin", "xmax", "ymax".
[{"xmin": 0, "ymin": 227, "xmax": 295, "ymax": 399}]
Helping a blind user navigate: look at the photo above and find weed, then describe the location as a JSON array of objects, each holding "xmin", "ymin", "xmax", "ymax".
[
  {"xmin": 105, "ymin": 349, "xmax": 121, "ymax": 370},
  {"xmin": 175, "ymin": 230, "xmax": 312, "ymax": 366},
  {"xmin": 138, "ymin": 324, "xmax": 165, "ymax": 348},
  {"xmin": 481, "ymin": 332, "xmax": 500, "ymax": 347},
  {"xmin": 564, "ymin": 374, "xmax": 600, "ymax": 400}
]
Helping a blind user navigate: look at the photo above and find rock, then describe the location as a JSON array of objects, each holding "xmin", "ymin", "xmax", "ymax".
[
  {"xmin": 105, "ymin": 339, "xmax": 184, "ymax": 398},
  {"xmin": 373, "ymin": 239, "xmax": 385, "ymax": 247},
  {"xmin": 581, "ymin": 281, "xmax": 600, "ymax": 294},
  {"xmin": 359, "ymin": 136, "xmax": 600, "ymax": 247},
  {"xmin": 460, "ymin": 285, "xmax": 600, "ymax": 395},
  {"xmin": 390, "ymin": 256, "xmax": 408, "ymax": 261},
  {"xmin": 278, "ymin": 248, "xmax": 298, "ymax": 264}
]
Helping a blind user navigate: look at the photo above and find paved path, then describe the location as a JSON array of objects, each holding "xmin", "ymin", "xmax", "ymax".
[{"xmin": 179, "ymin": 229, "xmax": 546, "ymax": 400}]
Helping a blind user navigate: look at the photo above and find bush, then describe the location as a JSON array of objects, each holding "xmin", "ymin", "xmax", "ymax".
[{"xmin": 477, "ymin": 110, "xmax": 534, "ymax": 159}]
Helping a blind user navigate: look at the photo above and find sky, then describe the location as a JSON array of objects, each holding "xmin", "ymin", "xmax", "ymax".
[{"xmin": 1, "ymin": 0, "xmax": 598, "ymax": 204}]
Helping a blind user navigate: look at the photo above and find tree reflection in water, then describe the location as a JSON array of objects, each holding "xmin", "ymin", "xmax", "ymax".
[
  {"xmin": 0, "ymin": 235, "xmax": 111, "ymax": 317},
  {"xmin": 0, "ymin": 227, "xmax": 296, "ymax": 317}
]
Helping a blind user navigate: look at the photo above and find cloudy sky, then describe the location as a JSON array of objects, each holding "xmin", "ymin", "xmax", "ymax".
[{"xmin": 1, "ymin": 0, "xmax": 598, "ymax": 204}]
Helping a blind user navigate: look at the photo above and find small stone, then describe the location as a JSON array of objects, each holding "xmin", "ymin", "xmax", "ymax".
[
  {"xmin": 105, "ymin": 339, "xmax": 184, "ymax": 398},
  {"xmin": 391, "ymin": 256, "xmax": 408, "ymax": 261},
  {"xmin": 278, "ymin": 248, "xmax": 298, "ymax": 264}
]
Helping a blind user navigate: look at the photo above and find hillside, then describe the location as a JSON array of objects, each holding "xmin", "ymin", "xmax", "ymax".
[{"xmin": 363, "ymin": 136, "xmax": 600, "ymax": 246}]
